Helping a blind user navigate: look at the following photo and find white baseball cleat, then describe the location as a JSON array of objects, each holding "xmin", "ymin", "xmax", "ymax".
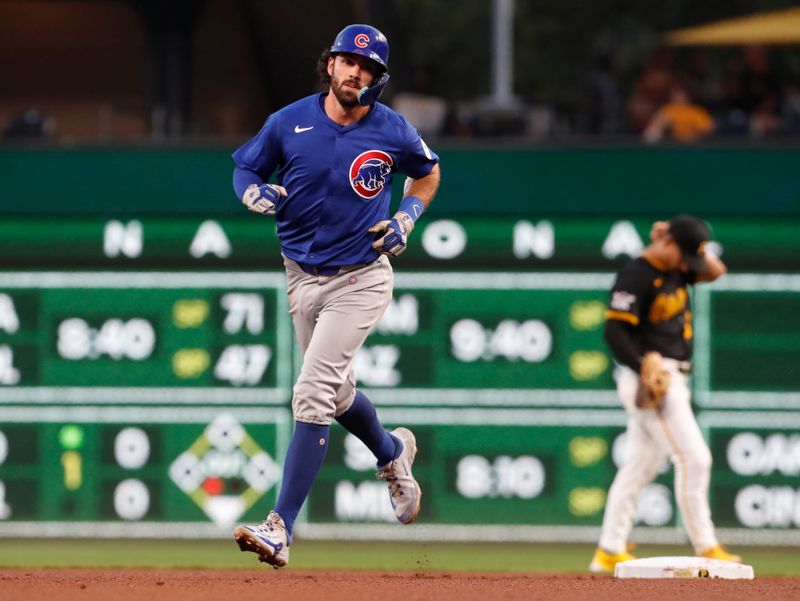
[
  {"xmin": 233, "ymin": 510, "xmax": 290, "ymax": 569},
  {"xmin": 377, "ymin": 427, "xmax": 421, "ymax": 524}
]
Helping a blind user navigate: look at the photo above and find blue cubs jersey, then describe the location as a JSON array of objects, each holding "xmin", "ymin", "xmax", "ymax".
[{"xmin": 232, "ymin": 93, "xmax": 439, "ymax": 267}]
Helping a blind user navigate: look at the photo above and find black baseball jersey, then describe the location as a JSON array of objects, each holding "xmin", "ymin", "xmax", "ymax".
[{"xmin": 606, "ymin": 256, "xmax": 697, "ymax": 362}]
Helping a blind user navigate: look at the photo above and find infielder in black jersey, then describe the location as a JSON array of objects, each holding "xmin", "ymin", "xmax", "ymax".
[{"xmin": 589, "ymin": 214, "xmax": 741, "ymax": 573}]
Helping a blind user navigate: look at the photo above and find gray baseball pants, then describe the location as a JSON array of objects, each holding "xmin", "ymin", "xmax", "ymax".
[{"xmin": 283, "ymin": 255, "xmax": 393, "ymax": 425}]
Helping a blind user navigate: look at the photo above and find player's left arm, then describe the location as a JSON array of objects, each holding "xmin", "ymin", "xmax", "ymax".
[
  {"xmin": 370, "ymin": 163, "xmax": 440, "ymax": 256},
  {"xmin": 370, "ymin": 124, "xmax": 440, "ymax": 256},
  {"xmin": 404, "ymin": 162, "xmax": 441, "ymax": 209},
  {"xmin": 694, "ymin": 252, "xmax": 727, "ymax": 283}
]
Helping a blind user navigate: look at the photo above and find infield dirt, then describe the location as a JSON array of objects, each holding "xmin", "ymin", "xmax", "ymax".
[{"xmin": 2, "ymin": 569, "xmax": 799, "ymax": 601}]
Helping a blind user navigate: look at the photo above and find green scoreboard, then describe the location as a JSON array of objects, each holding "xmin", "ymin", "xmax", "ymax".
[
  {"xmin": 1, "ymin": 266, "xmax": 799, "ymax": 543},
  {"xmin": 0, "ymin": 273, "xmax": 290, "ymax": 392},
  {"xmin": 0, "ymin": 272, "xmax": 295, "ymax": 536},
  {"xmin": 0, "ymin": 409, "xmax": 287, "ymax": 531}
]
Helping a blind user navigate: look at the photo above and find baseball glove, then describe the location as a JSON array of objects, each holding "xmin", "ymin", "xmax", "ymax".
[{"xmin": 635, "ymin": 351, "xmax": 671, "ymax": 409}]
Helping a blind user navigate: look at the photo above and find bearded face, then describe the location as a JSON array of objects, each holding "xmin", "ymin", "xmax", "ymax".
[{"xmin": 328, "ymin": 55, "xmax": 376, "ymax": 108}]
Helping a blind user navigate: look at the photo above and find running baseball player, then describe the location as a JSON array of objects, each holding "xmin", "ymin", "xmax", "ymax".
[
  {"xmin": 589, "ymin": 214, "xmax": 740, "ymax": 573},
  {"xmin": 230, "ymin": 24, "xmax": 440, "ymax": 569}
]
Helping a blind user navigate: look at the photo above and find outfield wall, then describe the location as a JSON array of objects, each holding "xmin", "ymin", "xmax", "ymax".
[
  {"xmin": 1, "ymin": 145, "xmax": 799, "ymax": 216},
  {"xmin": 0, "ymin": 146, "xmax": 798, "ymax": 544}
]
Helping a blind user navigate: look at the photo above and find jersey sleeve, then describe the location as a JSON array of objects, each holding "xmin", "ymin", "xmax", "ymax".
[
  {"xmin": 604, "ymin": 319, "xmax": 643, "ymax": 371},
  {"xmin": 606, "ymin": 261, "xmax": 650, "ymax": 327},
  {"xmin": 231, "ymin": 114, "xmax": 283, "ymax": 179},
  {"xmin": 394, "ymin": 117, "xmax": 439, "ymax": 179}
]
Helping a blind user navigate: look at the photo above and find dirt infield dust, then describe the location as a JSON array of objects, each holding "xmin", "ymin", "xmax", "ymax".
[{"xmin": 2, "ymin": 569, "xmax": 799, "ymax": 601}]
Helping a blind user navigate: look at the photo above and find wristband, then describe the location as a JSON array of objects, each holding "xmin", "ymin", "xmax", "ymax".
[{"xmin": 398, "ymin": 195, "xmax": 425, "ymax": 224}]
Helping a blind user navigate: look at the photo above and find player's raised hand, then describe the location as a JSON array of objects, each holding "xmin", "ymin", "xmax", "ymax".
[
  {"xmin": 242, "ymin": 183, "xmax": 287, "ymax": 215},
  {"xmin": 650, "ymin": 220, "xmax": 669, "ymax": 242}
]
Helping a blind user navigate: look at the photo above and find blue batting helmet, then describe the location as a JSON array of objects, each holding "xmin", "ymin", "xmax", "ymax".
[{"xmin": 330, "ymin": 24, "xmax": 389, "ymax": 73}]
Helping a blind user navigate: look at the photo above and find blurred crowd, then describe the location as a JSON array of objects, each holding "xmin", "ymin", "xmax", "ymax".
[
  {"xmin": 390, "ymin": 45, "xmax": 800, "ymax": 143},
  {"xmin": 599, "ymin": 45, "xmax": 800, "ymax": 142},
  {"xmin": 3, "ymin": 35, "xmax": 799, "ymax": 145}
]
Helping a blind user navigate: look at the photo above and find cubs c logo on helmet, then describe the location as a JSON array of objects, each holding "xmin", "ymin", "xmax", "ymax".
[
  {"xmin": 354, "ymin": 33, "xmax": 369, "ymax": 48},
  {"xmin": 349, "ymin": 150, "xmax": 393, "ymax": 199}
]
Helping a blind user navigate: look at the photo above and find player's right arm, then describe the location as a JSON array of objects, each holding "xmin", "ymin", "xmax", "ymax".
[
  {"xmin": 237, "ymin": 178, "xmax": 287, "ymax": 216},
  {"xmin": 605, "ymin": 320, "xmax": 642, "ymax": 372},
  {"xmin": 604, "ymin": 261, "xmax": 649, "ymax": 371},
  {"xmin": 231, "ymin": 116, "xmax": 286, "ymax": 215}
]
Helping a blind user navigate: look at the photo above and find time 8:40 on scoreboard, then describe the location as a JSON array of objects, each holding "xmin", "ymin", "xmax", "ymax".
[
  {"xmin": 0, "ymin": 272, "xmax": 291, "ymax": 402},
  {"xmin": 0, "ymin": 271, "xmax": 620, "ymax": 407}
]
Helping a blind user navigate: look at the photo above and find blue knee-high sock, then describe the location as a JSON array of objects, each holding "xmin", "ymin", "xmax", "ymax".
[
  {"xmin": 335, "ymin": 389, "xmax": 400, "ymax": 467},
  {"xmin": 274, "ymin": 421, "xmax": 329, "ymax": 540}
]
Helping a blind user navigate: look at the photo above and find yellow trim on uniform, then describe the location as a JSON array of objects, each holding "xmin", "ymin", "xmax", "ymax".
[
  {"xmin": 605, "ymin": 310, "xmax": 639, "ymax": 326},
  {"xmin": 642, "ymin": 255, "xmax": 669, "ymax": 272},
  {"xmin": 683, "ymin": 310, "xmax": 693, "ymax": 340}
]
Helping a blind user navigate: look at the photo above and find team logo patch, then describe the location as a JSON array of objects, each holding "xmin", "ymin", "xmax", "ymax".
[
  {"xmin": 349, "ymin": 150, "xmax": 393, "ymax": 199},
  {"xmin": 354, "ymin": 33, "xmax": 369, "ymax": 48},
  {"xmin": 610, "ymin": 291, "xmax": 636, "ymax": 311}
]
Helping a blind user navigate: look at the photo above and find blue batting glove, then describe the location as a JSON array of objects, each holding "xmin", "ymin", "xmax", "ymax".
[
  {"xmin": 368, "ymin": 195, "xmax": 425, "ymax": 257},
  {"xmin": 242, "ymin": 183, "xmax": 287, "ymax": 215},
  {"xmin": 369, "ymin": 215, "xmax": 410, "ymax": 256}
]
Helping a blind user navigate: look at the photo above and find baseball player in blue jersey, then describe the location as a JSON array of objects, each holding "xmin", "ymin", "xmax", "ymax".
[{"xmin": 231, "ymin": 24, "xmax": 440, "ymax": 569}]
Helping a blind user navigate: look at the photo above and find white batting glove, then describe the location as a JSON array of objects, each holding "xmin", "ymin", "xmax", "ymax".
[{"xmin": 242, "ymin": 183, "xmax": 287, "ymax": 215}]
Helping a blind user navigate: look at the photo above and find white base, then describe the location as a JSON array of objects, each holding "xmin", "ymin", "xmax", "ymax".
[{"xmin": 614, "ymin": 556, "xmax": 754, "ymax": 579}]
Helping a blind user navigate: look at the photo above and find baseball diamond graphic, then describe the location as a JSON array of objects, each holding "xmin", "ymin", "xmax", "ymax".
[
  {"xmin": 168, "ymin": 413, "xmax": 280, "ymax": 527},
  {"xmin": 349, "ymin": 150, "xmax": 394, "ymax": 199}
]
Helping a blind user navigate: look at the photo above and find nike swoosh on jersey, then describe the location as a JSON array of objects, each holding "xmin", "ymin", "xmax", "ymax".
[{"xmin": 294, "ymin": 125, "xmax": 314, "ymax": 133}]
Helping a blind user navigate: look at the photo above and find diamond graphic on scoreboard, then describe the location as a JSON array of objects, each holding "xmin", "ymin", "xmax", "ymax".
[{"xmin": 168, "ymin": 414, "xmax": 280, "ymax": 527}]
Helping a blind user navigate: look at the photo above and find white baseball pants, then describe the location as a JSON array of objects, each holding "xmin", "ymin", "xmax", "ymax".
[{"xmin": 598, "ymin": 359, "xmax": 719, "ymax": 554}]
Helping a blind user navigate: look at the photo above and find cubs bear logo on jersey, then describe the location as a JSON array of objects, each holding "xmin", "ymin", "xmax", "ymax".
[{"xmin": 349, "ymin": 150, "xmax": 393, "ymax": 199}]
